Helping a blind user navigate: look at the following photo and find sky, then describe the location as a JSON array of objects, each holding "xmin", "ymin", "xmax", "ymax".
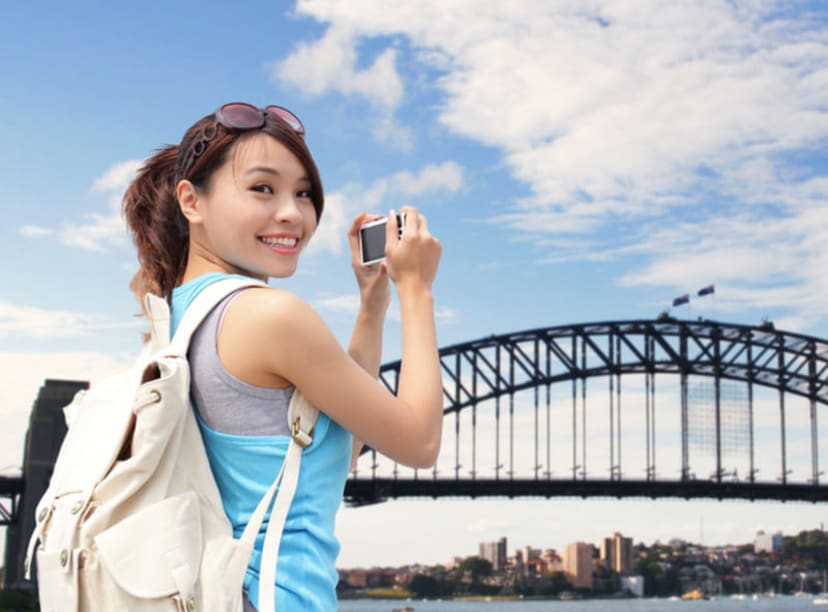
[{"xmin": 2, "ymin": 0, "xmax": 828, "ymax": 569}]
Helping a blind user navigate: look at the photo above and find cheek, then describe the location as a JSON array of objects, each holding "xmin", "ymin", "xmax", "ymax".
[{"xmin": 305, "ymin": 209, "xmax": 319, "ymax": 234}]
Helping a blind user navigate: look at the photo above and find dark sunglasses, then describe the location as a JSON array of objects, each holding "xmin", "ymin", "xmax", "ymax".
[{"xmin": 179, "ymin": 102, "xmax": 305, "ymax": 177}]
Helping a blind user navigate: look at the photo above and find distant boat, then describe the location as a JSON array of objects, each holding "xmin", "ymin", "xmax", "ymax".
[
  {"xmin": 817, "ymin": 570, "xmax": 828, "ymax": 605},
  {"xmin": 681, "ymin": 588, "xmax": 707, "ymax": 600},
  {"xmin": 392, "ymin": 607, "xmax": 415, "ymax": 612}
]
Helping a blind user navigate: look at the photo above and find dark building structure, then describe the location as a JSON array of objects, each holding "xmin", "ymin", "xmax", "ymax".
[{"xmin": 4, "ymin": 379, "xmax": 87, "ymax": 591}]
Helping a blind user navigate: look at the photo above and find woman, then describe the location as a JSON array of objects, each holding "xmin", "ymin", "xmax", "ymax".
[{"xmin": 123, "ymin": 102, "xmax": 443, "ymax": 610}]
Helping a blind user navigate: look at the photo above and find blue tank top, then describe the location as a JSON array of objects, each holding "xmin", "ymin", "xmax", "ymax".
[{"xmin": 171, "ymin": 272, "xmax": 352, "ymax": 610}]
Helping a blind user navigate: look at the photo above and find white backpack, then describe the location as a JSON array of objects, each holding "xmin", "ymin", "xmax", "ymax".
[{"xmin": 25, "ymin": 278, "xmax": 318, "ymax": 612}]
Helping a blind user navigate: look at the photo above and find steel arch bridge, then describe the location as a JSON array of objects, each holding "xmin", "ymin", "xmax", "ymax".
[{"xmin": 344, "ymin": 318, "xmax": 828, "ymax": 505}]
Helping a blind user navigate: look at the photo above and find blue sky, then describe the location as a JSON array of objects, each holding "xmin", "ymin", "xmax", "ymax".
[{"xmin": 2, "ymin": 1, "xmax": 828, "ymax": 568}]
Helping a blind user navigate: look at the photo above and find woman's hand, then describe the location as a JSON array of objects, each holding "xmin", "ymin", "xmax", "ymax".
[
  {"xmin": 348, "ymin": 213, "xmax": 391, "ymax": 316},
  {"xmin": 384, "ymin": 206, "xmax": 442, "ymax": 294}
]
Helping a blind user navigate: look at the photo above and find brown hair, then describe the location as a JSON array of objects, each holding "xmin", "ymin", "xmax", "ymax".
[{"xmin": 123, "ymin": 110, "xmax": 324, "ymax": 302}]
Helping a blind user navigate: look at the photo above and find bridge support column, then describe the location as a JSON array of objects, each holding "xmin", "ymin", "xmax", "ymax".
[
  {"xmin": 779, "ymin": 345, "xmax": 788, "ymax": 485},
  {"xmin": 810, "ymin": 349, "xmax": 820, "ymax": 485},
  {"xmin": 681, "ymin": 369, "xmax": 689, "ymax": 481},
  {"xmin": 715, "ymin": 327, "xmax": 723, "ymax": 484}
]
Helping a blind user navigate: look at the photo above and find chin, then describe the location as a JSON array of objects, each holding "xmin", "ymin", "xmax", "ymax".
[{"xmin": 268, "ymin": 266, "xmax": 299, "ymax": 279}]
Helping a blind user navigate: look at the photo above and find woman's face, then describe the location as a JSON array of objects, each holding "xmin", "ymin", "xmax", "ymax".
[{"xmin": 187, "ymin": 133, "xmax": 318, "ymax": 281}]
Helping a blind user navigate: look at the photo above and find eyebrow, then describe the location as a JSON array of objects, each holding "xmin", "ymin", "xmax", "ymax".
[{"xmin": 245, "ymin": 166, "xmax": 311, "ymax": 182}]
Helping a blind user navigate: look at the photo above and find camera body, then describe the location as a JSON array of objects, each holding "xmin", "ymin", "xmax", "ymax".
[{"xmin": 359, "ymin": 213, "xmax": 406, "ymax": 266}]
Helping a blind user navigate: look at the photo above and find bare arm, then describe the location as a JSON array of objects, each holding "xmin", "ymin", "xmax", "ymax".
[
  {"xmin": 345, "ymin": 213, "xmax": 391, "ymax": 467},
  {"xmin": 386, "ymin": 210, "xmax": 443, "ymax": 463},
  {"xmin": 347, "ymin": 308, "xmax": 384, "ymax": 467}
]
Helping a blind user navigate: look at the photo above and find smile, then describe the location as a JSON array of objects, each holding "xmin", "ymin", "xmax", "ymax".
[{"xmin": 258, "ymin": 236, "xmax": 299, "ymax": 249}]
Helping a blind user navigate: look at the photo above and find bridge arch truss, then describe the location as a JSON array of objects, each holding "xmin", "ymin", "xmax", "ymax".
[{"xmin": 346, "ymin": 319, "xmax": 828, "ymax": 504}]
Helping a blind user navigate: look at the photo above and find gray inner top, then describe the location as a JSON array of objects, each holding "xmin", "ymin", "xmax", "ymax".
[{"xmin": 189, "ymin": 290, "xmax": 292, "ymax": 436}]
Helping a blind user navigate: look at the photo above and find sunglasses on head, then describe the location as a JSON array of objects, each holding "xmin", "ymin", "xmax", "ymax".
[{"xmin": 179, "ymin": 102, "xmax": 305, "ymax": 177}]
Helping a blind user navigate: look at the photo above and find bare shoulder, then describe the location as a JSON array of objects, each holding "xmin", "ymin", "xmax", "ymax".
[
  {"xmin": 218, "ymin": 285, "xmax": 340, "ymax": 379},
  {"xmin": 227, "ymin": 285, "xmax": 310, "ymax": 319},
  {"xmin": 221, "ymin": 285, "xmax": 330, "ymax": 340}
]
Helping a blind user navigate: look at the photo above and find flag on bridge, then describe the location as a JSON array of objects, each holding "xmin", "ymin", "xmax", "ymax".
[
  {"xmin": 672, "ymin": 294, "xmax": 690, "ymax": 307},
  {"xmin": 697, "ymin": 284, "xmax": 715, "ymax": 297}
]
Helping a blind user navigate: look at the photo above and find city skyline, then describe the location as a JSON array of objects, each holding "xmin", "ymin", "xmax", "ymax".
[
  {"xmin": 337, "ymin": 527, "xmax": 823, "ymax": 600},
  {"xmin": 3, "ymin": 1, "xmax": 828, "ymax": 568},
  {"xmin": 341, "ymin": 526, "xmax": 793, "ymax": 571}
]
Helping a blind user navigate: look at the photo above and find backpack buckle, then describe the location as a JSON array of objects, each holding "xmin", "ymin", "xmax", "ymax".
[{"xmin": 291, "ymin": 417, "xmax": 313, "ymax": 449}]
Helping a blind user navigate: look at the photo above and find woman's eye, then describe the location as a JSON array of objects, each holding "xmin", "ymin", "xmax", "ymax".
[
  {"xmin": 297, "ymin": 189, "xmax": 312, "ymax": 199},
  {"xmin": 252, "ymin": 184, "xmax": 273, "ymax": 194}
]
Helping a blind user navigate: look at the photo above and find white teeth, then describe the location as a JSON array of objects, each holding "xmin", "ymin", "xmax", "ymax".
[{"xmin": 260, "ymin": 236, "xmax": 298, "ymax": 247}]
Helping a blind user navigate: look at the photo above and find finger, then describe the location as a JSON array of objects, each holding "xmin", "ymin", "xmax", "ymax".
[
  {"xmin": 397, "ymin": 206, "xmax": 418, "ymax": 238},
  {"xmin": 348, "ymin": 212, "xmax": 380, "ymax": 239},
  {"xmin": 385, "ymin": 209, "xmax": 399, "ymax": 251},
  {"xmin": 347, "ymin": 217, "xmax": 364, "ymax": 266},
  {"xmin": 347, "ymin": 215, "xmax": 367, "ymax": 258}
]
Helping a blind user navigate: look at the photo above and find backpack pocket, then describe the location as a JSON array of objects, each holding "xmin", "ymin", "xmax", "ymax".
[
  {"xmin": 93, "ymin": 491, "xmax": 202, "ymax": 607},
  {"xmin": 36, "ymin": 548, "xmax": 80, "ymax": 612}
]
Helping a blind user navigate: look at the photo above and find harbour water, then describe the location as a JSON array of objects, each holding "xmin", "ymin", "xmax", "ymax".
[{"xmin": 339, "ymin": 595, "xmax": 827, "ymax": 611}]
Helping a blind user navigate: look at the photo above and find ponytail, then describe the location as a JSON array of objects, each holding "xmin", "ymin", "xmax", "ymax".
[{"xmin": 122, "ymin": 145, "xmax": 189, "ymax": 303}]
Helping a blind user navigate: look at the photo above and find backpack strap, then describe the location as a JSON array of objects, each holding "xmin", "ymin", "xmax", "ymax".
[
  {"xmin": 236, "ymin": 391, "xmax": 318, "ymax": 612},
  {"xmin": 160, "ymin": 277, "xmax": 267, "ymax": 358},
  {"xmin": 145, "ymin": 293, "xmax": 171, "ymax": 353}
]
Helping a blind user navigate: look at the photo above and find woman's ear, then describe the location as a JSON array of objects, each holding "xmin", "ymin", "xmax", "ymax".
[{"xmin": 177, "ymin": 180, "xmax": 203, "ymax": 225}]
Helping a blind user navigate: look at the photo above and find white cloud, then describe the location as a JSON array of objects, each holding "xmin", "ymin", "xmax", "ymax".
[
  {"xmin": 305, "ymin": 192, "xmax": 350, "ymax": 256},
  {"xmin": 361, "ymin": 161, "xmax": 466, "ymax": 211},
  {"xmin": 306, "ymin": 161, "xmax": 465, "ymax": 256},
  {"xmin": 20, "ymin": 159, "xmax": 142, "ymax": 252},
  {"xmin": 314, "ymin": 293, "xmax": 361, "ymax": 315},
  {"xmin": 435, "ymin": 306, "xmax": 457, "ymax": 322},
  {"xmin": 90, "ymin": 159, "xmax": 143, "ymax": 194},
  {"xmin": 282, "ymin": 1, "xmax": 828, "ymax": 331},
  {"xmin": 0, "ymin": 301, "xmax": 140, "ymax": 339},
  {"xmin": 371, "ymin": 114, "xmax": 414, "ymax": 151},
  {"xmin": 387, "ymin": 162, "xmax": 465, "ymax": 199},
  {"xmin": 18, "ymin": 225, "xmax": 53, "ymax": 238},
  {"xmin": 314, "ymin": 293, "xmax": 456, "ymax": 326},
  {"xmin": 274, "ymin": 24, "xmax": 403, "ymax": 110},
  {"xmin": 58, "ymin": 210, "xmax": 129, "ymax": 252},
  {"xmin": 272, "ymin": 23, "xmax": 411, "ymax": 149},
  {"xmin": 614, "ymin": 203, "xmax": 828, "ymax": 327}
]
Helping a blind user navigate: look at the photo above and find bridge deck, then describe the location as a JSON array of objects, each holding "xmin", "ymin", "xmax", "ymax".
[{"xmin": 344, "ymin": 478, "xmax": 828, "ymax": 506}]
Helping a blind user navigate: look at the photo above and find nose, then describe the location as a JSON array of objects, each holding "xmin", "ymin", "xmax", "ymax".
[{"xmin": 274, "ymin": 193, "xmax": 303, "ymax": 224}]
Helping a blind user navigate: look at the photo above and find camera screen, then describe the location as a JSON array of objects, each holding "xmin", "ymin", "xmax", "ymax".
[{"xmin": 360, "ymin": 222, "xmax": 387, "ymax": 263}]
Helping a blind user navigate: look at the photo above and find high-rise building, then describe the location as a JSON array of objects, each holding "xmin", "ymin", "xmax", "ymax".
[
  {"xmin": 600, "ymin": 537, "xmax": 614, "ymax": 568},
  {"xmin": 754, "ymin": 530, "xmax": 783, "ymax": 553},
  {"xmin": 542, "ymin": 549, "xmax": 563, "ymax": 573},
  {"xmin": 613, "ymin": 532, "xmax": 634, "ymax": 573},
  {"xmin": 600, "ymin": 532, "xmax": 634, "ymax": 573},
  {"xmin": 479, "ymin": 536, "xmax": 508, "ymax": 571},
  {"xmin": 564, "ymin": 542, "xmax": 593, "ymax": 588}
]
